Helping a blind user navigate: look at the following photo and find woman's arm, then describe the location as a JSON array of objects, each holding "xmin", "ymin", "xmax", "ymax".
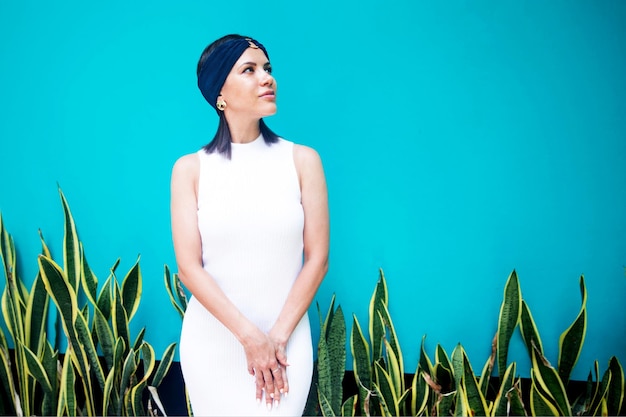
[
  {"xmin": 170, "ymin": 153, "xmax": 286, "ymax": 408},
  {"xmin": 269, "ymin": 144, "xmax": 329, "ymax": 355}
]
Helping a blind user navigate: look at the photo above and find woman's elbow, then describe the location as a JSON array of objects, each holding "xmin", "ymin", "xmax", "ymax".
[
  {"xmin": 311, "ymin": 253, "xmax": 329, "ymax": 277},
  {"xmin": 176, "ymin": 262, "xmax": 200, "ymax": 288}
]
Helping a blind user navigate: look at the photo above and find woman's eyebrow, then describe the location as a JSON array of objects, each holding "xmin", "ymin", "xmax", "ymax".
[
  {"xmin": 238, "ymin": 61, "xmax": 271, "ymax": 69},
  {"xmin": 237, "ymin": 61, "xmax": 257, "ymax": 69}
]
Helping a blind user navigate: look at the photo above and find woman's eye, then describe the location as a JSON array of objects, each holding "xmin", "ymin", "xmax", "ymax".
[
  {"xmin": 243, "ymin": 67, "xmax": 254, "ymax": 73},
  {"xmin": 264, "ymin": 66, "xmax": 272, "ymax": 74}
]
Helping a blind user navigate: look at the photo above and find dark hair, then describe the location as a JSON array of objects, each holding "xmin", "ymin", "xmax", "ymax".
[{"xmin": 197, "ymin": 34, "xmax": 280, "ymax": 158}]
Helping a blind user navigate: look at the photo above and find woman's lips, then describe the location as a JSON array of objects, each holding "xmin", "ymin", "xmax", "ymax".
[{"xmin": 260, "ymin": 90, "xmax": 275, "ymax": 99}]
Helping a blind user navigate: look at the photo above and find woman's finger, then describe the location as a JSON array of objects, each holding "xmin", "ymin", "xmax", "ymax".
[
  {"xmin": 254, "ymin": 369, "xmax": 264, "ymax": 404},
  {"xmin": 272, "ymin": 365, "xmax": 285, "ymax": 406},
  {"xmin": 272, "ymin": 364, "xmax": 285, "ymax": 394},
  {"xmin": 280, "ymin": 365, "xmax": 289, "ymax": 396},
  {"xmin": 263, "ymin": 369, "xmax": 275, "ymax": 410}
]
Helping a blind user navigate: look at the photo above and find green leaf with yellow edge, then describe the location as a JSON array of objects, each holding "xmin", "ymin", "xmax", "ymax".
[
  {"xmin": 38, "ymin": 255, "xmax": 77, "ymax": 337},
  {"xmin": 113, "ymin": 337, "xmax": 126, "ymax": 371},
  {"xmin": 369, "ymin": 269, "xmax": 387, "ymax": 361},
  {"xmin": 434, "ymin": 362, "xmax": 454, "ymax": 397},
  {"xmin": 459, "ymin": 346, "xmax": 488, "ymax": 416},
  {"xmin": 173, "ymin": 271, "xmax": 188, "ymax": 312},
  {"xmin": 129, "ymin": 343, "xmax": 155, "ymax": 416},
  {"xmin": 1, "ymin": 287, "xmax": 19, "ymax": 345},
  {"xmin": 151, "ymin": 342, "xmax": 177, "ymax": 388},
  {"xmin": 435, "ymin": 344, "xmax": 452, "ymax": 374},
  {"xmin": 38, "ymin": 229, "xmax": 51, "ymax": 258},
  {"xmin": 120, "ymin": 349, "xmax": 138, "ymax": 407},
  {"xmin": 102, "ymin": 368, "xmax": 117, "ymax": 416},
  {"xmin": 59, "ymin": 188, "xmax": 81, "ymax": 293},
  {"xmin": 606, "ymin": 356, "xmax": 624, "ymax": 416},
  {"xmin": 74, "ymin": 312, "xmax": 105, "ymax": 391},
  {"xmin": 121, "ymin": 256, "xmax": 142, "ymax": 321},
  {"xmin": 383, "ymin": 329, "xmax": 403, "ymax": 398},
  {"xmin": 112, "ymin": 280, "xmax": 130, "ymax": 348},
  {"xmin": 437, "ymin": 390, "xmax": 456, "ymax": 416},
  {"xmin": 350, "ymin": 314, "xmax": 371, "ymax": 416},
  {"xmin": 319, "ymin": 388, "xmax": 336, "ymax": 417},
  {"xmin": 492, "ymin": 362, "xmax": 517, "ymax": 416},
  {"xmin": 97, "ymin": 274, "xmax": 113, "ymax": 320},
  {"xmin": 419, "ymin": 335, "xmax": 433, "ymax": 376},
  {"xmin": 40, "ymin": 341, "xmax": 58, "ymax": 416},
  {"xmin": 411, "ymin": 368, "xmax": 429, "ymax": 416},
  {"xmin": 497, "ymin": 270, "xmax": 521, "ymax": 379},
  {"xmin": 454, "ymin": 384, "xmax": 470, "ymax": 417},
  {"xmin": 108, "ymin": 337, "xmax": 126, "ymax": 415},
  {"xmin": 341, "ymin": 394, "xmax": 357, "ymax": 417},
  {"xmin": 589, "ymin": 369, "xmax": 611, "ymax": 417},
  {"xmin": 58, "ymin": 350, "xmax": 77, "ymax": 417},
  {"xmin": 451, "ymin": 344, "xmax": 463, "ymax": 390},
  {"xmin": 519, "ymin": 299, "xmax": 543, "ymax": 358},
  {"xmin": 0, "ymin": 214, "xmax": 15, "ymax": 272},
  {"xmin": 1, "ymin": 250, "xmax": 25, "ymax": 347},
  {"xmin": 318, "ymin": 324, "xmax": 332, "ymax": 413},
  {"xmin": 94, "ymin": 307, "xmax": 115, "ymax": 370},
  {"xmin": 372, "ymin": 379, "xmax": 393, "ymax": 417},
  {"xmin": 24, "ymin": 273, "xmax": 49, "ymax": 353},
  {"xmin": 318, "ymin": 295, "xmax": 346, "ymax": 415},
  {"xmin": 22, "ymin": 345, "xmax": 52, "ymax": 394},
  {"xmin": 80, "ymin": 242, "xmax": 98, "ymax": 306},
  {"xmin": 397, "ymin": 389, "xmax": 411, "ymax": 416},
  {"xmin": 530, "ymin": 374, "xmax": 560, "ymax": 416},
  {"xmin": 380, "ymin": 302, "xmax": 404, "ymax": 387},
  {"xmin": 531, "ymin": 344, "xmax": 571, "ymax": 415},
  {"xmin": 478, "ymin": 354, "xmax": 493, "ymax": 400},
  {"xmin": 587, "ymin": 360, "xmax": 602, "ymax": 410},
  {"xmin": 132, "ymin": 327, "xmax": 146, "ymax": 352},
  {"xmin": 164, "ymin": 265, "xmax": 185, "ymax": 319},
  {"xmin": 558, "ymin": 274, "xmax": 587, "ymax": 384}
]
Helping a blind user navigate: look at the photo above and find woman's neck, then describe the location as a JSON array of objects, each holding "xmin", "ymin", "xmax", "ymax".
[{"xmin": 227, "ymin": 115, "xmax": 261, "ymax": 144}]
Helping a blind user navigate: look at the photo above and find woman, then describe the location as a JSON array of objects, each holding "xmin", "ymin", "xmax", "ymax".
[{"xmin": 170, "ymin": 34, "xmax": 329, "ymax": 416}]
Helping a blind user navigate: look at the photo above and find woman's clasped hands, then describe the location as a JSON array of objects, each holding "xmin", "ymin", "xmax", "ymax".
[{"xmin": 244, "ymin": 329, "xmax": 289, "ymax": 410}]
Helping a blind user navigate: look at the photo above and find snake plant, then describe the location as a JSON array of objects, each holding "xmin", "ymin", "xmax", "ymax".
[
  {"xmin": 309, "ymin": 268, "xmax": 623, "ymax": 416},
  {"xmin": 0, "ymin": 188, "xmax": 176, "ymax": 416}
]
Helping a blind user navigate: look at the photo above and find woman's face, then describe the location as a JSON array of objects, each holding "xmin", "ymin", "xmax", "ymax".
[{"xmin": 219, "ymin": 47, "xmax": 277, "ymax": 119}]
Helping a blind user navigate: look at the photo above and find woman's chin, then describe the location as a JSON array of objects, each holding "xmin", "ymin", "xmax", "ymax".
[{"xmin": 261, "ymin": 105, "xmax": 278, "ymax": 117}]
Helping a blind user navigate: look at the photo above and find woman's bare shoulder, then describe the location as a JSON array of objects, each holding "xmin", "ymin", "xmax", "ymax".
[
  {"xmin": 172, "ymin": 152, "xmax": 201, "ymax": 178},
  {"xmin": 293, "ymin": 144, "xmax": 322, "ymax": 168}
]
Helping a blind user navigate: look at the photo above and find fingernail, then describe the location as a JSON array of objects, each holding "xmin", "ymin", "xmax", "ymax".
[
  {"xmin": 267, "ymin": 402, "xmax": 272, "ymax": 411},
  {"xmin": 270, "ymin": 393, "xmax": 274, "ymax": 399},
  {"xmin": 257, "ymin": 398, "xmax": 261, "ymax": 406},
  {"xmin": 274, "ymin": 400, "xmax": 280, "ymax": 409}
]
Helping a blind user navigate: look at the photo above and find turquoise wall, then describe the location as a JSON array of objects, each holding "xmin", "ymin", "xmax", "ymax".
[{"xmin": 1, "ymin": 1, "xmax": 624, "ymax": 381}]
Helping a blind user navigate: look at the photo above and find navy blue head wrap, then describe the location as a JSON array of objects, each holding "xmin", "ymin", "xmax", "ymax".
[{"xmin": 197, "ymin": 37, "xmax": 269, "ymax": 110}]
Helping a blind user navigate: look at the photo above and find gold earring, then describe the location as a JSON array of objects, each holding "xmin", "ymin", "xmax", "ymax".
[{"xmin": 216, "ymin": 99, "xmax": 227, "ymax": 111}]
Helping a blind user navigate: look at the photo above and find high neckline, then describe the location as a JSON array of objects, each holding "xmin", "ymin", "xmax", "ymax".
[{"xmin": 231, "ymin": 133, "xmax": 263, "ymax": 147}]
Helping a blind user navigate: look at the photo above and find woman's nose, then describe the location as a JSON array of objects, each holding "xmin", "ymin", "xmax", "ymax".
[{"xmin": 260, "ymin": 71, "xmax": 274, "ymax": 86}]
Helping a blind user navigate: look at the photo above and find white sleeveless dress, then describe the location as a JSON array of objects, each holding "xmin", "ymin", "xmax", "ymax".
[{"xmin": 179, "ymin": 135, "xmax": 313, "ymax": 416}]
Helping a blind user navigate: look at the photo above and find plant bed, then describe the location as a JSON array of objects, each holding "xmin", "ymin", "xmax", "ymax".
[{"xmin": 305, "ymin": 270, "xmax": 624, "ymax": 416}]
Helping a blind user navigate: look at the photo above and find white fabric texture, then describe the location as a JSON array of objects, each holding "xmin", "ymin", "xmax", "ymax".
[{"xmin": 179, "ymin": 136, "xmax": 313, "ymax": 416}]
